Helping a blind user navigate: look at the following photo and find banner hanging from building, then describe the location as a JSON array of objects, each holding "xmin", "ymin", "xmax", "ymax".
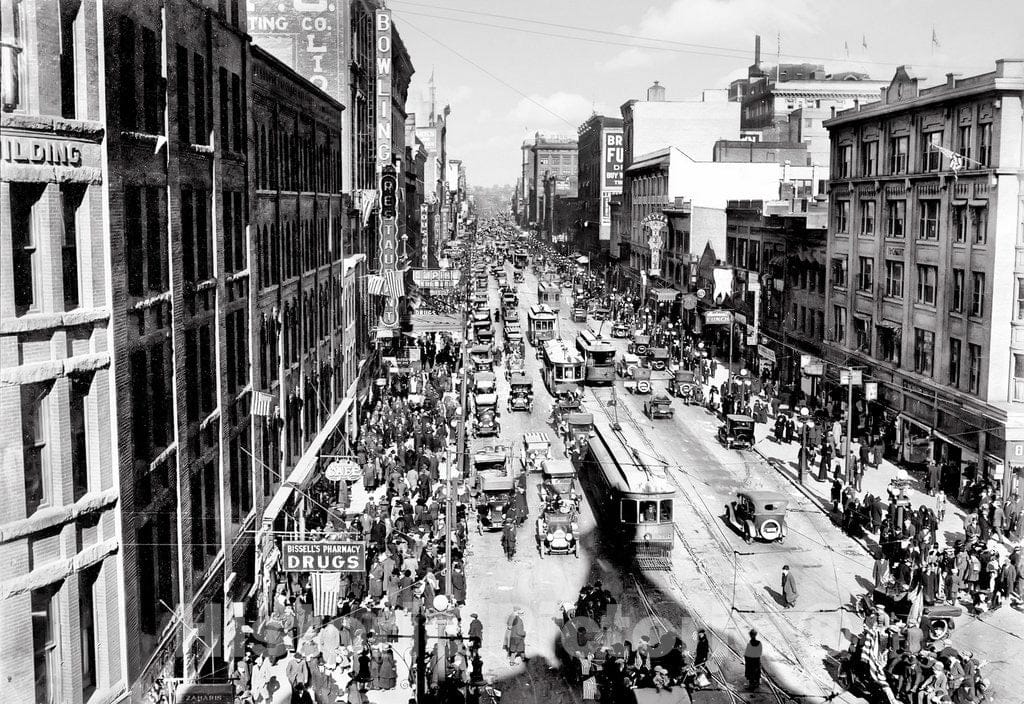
[{"xmin": 376, "ymin": 8, "xmax": 399, "ymax": 330}]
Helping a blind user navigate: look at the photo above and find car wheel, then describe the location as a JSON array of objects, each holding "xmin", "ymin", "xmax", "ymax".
[{"xmin": 928, "ymin": 619, "xmax": 950, "ymax": 640}]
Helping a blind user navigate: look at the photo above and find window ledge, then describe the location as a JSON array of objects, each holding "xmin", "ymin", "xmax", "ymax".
[
  {"xmin": 0, "ymin": 487, "xmax": 120, "ymax": 545},
  {"xmin": 186, "ymin": 143, "xmax": 215, "ymax": 155},
  {"xmin": 1, "ymin": 113, "xmax": 104, "ymax": 140},
  {"xmin": 0, "ymin": 308, "xmax": 110, "ymax": 334},
  {"xmin": 129, "ymin": 290, "xmax": 172, "ymax": 312}
]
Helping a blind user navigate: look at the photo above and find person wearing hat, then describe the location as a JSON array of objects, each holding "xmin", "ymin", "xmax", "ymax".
[
  {"xmin": 744, "ymin": 629, "xmax": 762, "ymax": 688},
  {"xmin": 468, "ymin": 613, "xmax": 483, "ymax": 654},
  {"xmin": 506, "ymin": 607, "xmax": 527, "ymax": 665},
  {"xmin": 781, "ymin": 565, "xmax": 798, "ymax": 608},
  {"xmin": 917, "ymin": 660, "xmax": 948, "ymax": 704}
]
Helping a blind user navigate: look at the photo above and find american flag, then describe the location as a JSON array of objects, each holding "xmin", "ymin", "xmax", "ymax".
[
  {"xmin": 252, "ymin": 391, "xmax": 275, "ymax": 417},
  {"xmin": 366, "ymin": 274, "xmax": 386, "ymax": 296},
  {"xmin": 384, "ymin": 268, "xmax": 405, "ymax": 298},
  {"xmin": 860, "ymin": 627, "xmax": 899, "ymax": 703},
  {"xmin": 311, "ymin": 571, "xmax": 341, "ymax": 618}
]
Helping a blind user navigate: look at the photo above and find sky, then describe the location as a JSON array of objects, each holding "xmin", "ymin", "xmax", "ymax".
[{"xmin": 391, "ymin": 0, "xmax": 1024, "ymax": 187}]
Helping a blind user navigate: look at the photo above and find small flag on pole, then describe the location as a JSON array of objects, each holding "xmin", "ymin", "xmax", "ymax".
[
  {"xmin": 367, "ymin": 274, "xmax": 386, "ymax": 296},
  {"xmin": 252, "ymin": 391, "xmax": 275, "ymax": 417},
  {"xmin": 384, "ymin": 269, "xmax": 405, "ymax": 298},
  {"xmin": 861, "ymin": 34, "xmax": 868, "ymax": 50},
  {"xmin": 931, "ymin": 27, "xmax": 940, "ymax": 49},
  {"xmin": 844, "ymin": 41, "xmax": 850, "ymax": 58}
]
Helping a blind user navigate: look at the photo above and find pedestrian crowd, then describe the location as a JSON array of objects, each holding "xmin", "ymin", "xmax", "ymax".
[{"xmin": 230, "ymin": 330, "xmax": 509, "ymax": 703}]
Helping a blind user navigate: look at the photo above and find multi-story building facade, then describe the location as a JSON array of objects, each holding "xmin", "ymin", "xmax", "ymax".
[
  {"xmin": 576, "ymin": 114, "xmax": 623, "ymax": 257},
  {"xmin": 0, "ymin": 2, "xmax": 125, "ymax": 702},
  {"xmin": 101, "ymin": 0, "xmax": 253, "ymax": 697},
  {"xmin": 249, "ymin": 43, "xmax": 353, "ymax": 628},
  {"xmin": 824, "ymin": 60, "xmax": 1024, "ymax": 495},
  {"xmin": 522, "ymin": 133, "xmax": 577, "ymax": 229}
]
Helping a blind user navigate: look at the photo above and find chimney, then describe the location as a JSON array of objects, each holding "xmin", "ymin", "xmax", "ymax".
[
  {"xmin": 754, "ymin": 34, "xmax": 761, "ymax": 67},
  {"xmin": 647, "ymin": 81, "xmax": 666, "ymax": 102}
]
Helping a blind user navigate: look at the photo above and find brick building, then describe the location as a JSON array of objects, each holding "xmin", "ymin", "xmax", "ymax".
[
  {"xmin": 824, "ymin": 60, "xmax": 1024, "ymax": 495},
  {"xmin": 576, "ymin": 114, "xmax": 623, "ymax": 257},
  {"xmin": 0, "ymin": 1, "xmax": 124, "ymax": 702}
]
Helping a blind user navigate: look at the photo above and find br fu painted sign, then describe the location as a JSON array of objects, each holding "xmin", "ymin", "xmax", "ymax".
[{"xmin": 280, "ymin": 541, "xmax": 366, "ymax": 572}]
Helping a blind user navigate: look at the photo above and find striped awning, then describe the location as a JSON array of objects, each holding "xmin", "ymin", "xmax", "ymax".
[{"xmin": 650, "ymin": 287, "xmax": 679, "ymax": 303}]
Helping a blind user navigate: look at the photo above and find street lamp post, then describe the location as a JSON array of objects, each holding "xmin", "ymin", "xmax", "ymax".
[{"xmin": 796, "ymin": 405, "xmax": 814, "ymax": 485}]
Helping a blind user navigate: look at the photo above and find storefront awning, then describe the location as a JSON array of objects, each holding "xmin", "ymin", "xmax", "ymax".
[
  {"xmin": 409, "ymin": 312, "xmax": 462, "ymax": 334},
  {"xmin": 649, "ymin": 287, "xmax": 679, "ymax": 303},
  {"xmin": 261, "ymin": 396, "xmax": 354, "ymax": 530}
]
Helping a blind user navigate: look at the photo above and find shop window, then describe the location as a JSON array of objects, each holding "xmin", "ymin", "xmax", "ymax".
[
  {"xmin": 22, "ymin": 383, "xmax": 51, "ymax": 516},
  {"xmin": 913, "ymin": 328, "xmax": 934, "ymax": 376},
  {"xmin": 1, "ymin": 0, "xmax": 27, "ymax": 112},
  {"xmin": 886, "ymin": 200, "xmax": 905, "ymax": 238},
  {"xmin": 949, "ymin": 338, "xmax": 962, "ymax": 388}
]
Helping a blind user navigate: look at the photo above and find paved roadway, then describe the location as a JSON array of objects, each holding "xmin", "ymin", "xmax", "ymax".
[{"xmin": 461, "ymin": 260, "xmax": 862, "ymax": 703}]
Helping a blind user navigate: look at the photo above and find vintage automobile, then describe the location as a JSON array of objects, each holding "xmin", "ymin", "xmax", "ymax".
[
  {"xmin": 550, "ymin": 396, "xmax": 583, "ymax": 425},
  {"xmin": 628, "ymin": 334, "xmax": 651, "ymax": 356},
  {"xmin": 470, "ymin": 345, "xmax": 494, "ymax": 372},
  {"xmin": 471, "ymin": 308, "xmax": 491, "ymax": 324},
  {"xmin": 537, "ymin": 504, "xmax": 579, "ymax": 557},
  {"xmin": 522, "ymin": 432, "xmax": 553, "ymax": 473},
  {"xmin": 472, "ymin": 371, "xmax": 497, "ymax": 394},
  {"xmin": 643, "ymin": 394, "xmax": 674, "ymax": 419},
  {"xmin": 725, "ymin": 490, "xmax": 789, "ymax": 543},
  {"xmin": 611, "ymin": 322, "xmax": 630, "ymax": 338},
  {"xmin": 471, "ymin": 294, "xmax": 489, "ymax": 311},
  {"xmin": 646, "ymin": 347, "xmax": 670, "ymax": 371},
  {"xmin": 667, "ymin": 369, "xmax": 697, "ymax": 401},
  {"xmin": 474, "ymin": 393, "xmax": 501, "ymax": 437},
  {"xmin": 513, "ymin": 269, "xmax": 524, "ymax": 284},
  {"xmin": 504, "ymin": 307, "xmax": 520, "ymax": 324},
  {"xmin": 615, "ymin": 352, "xmax": 641, "ymax": 378},
  {"xmin": 628, "ymin": 367, "xmax": 653, "ymax": 395},
  {"xmin": 717, "ymin": 414, "xmax": 755, "ymax": 450},
  {"xmin": 592, "ymin": 306, "xmax": 610, "ymax": 321},
  {"xmin": 864, "ymin": 585, "xmax": 963, "ymax": 640},
  {"xmin": 505, "ymin": 353, "xmax": 526, "ymax": 381},
  {"xmin": 565, "ymin": 413, "xmax": 594, "ymax": 456},
  {"xmin": 502, "ymin": 291, "xmax": 518, "ymax": 308},
  {"xmin": 507, "ymin": 374, "xmax": 534, "ymax": 413},
  {"xmin": 475, "ymin": 448, "xmax": 514, "ymax": 531},
  {"xmin": 474, "ymin": 322, "xmax": 494, "ymax": 344},
  {"xmin": 571, "ymin": 304, "xmax": 588, "ymax": 323},
  {"xmin": 540, "ymin": 459, "xmax": 580, "ymax": 508}
]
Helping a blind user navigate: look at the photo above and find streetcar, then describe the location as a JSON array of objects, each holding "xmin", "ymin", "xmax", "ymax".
[
  {"xmin": 527, "ymin": 304, "xmax": 557, "ymax": 345},
  {"xmin": 577, "ymin": 418, "xmax": 676, "ymax": 564},
  {"xmin": 537, "ymin": 282, "xmax": 561, "ymax": 310},
  {"xmin": 540, "ymin": 338, "xmax": 585, "ymax": 398},
  {"xmin": 575, "ymin": 328, "xmax": 616, "ymax": 385}
]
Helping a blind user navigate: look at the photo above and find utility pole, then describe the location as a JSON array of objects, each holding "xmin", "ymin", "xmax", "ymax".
[{"xmin": 842, "ymin": 366, "xmax": 862, "ymax": 482}]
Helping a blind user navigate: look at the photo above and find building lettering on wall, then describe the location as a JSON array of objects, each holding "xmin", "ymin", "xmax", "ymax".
[
  {"xmin": 280, "ymin": 541, "xmax": 366, "ymax": 572},
  {"xmin": 1, "ymin": 136, "xmax": 83, "ymax": 166},
  {"xmin": 247, "ymin": 0, "xmax": 344, "ymax": 96},
  {"xmin": 375, "ymin": 8, "xmax": 399, "ymax": 331}
]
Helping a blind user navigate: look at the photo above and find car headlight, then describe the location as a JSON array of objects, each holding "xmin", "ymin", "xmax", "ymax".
[
  {"xmin": 566, "ymin": 533, "xmax": 574, "ymax": 541},
  {"xmin": 546, "ymin": 533, "xmax": 555, "ymax": 541}
]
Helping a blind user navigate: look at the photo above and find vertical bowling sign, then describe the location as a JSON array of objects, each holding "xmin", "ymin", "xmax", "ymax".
[{"xmin": 376, "ymin": 8, "xmax": 399, "ymax": 330}]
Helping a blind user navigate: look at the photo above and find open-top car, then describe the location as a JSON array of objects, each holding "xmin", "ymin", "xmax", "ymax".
[
  {"xmin": 537, "ymin": 503, "xmax": 579, "ymax": 557},
  {"xmin": 725, "ymin": 490, "xmax": 788, "ymax": 543},
  {"xmin": 505, "ymin": 352, "xmax": 525, "ymax": 381},
  {"xmin": 565, "ymin": 413, "xmax": 594, "ymax": 456},
  {"xmin": 628, "ymin": 334, "xmax": 651, "ymax": 356},
  {"xmin": 507, "ymin": 373, "xmax": 534, "ymax": 413},
  {"xmin": 540, "ymin": 458, "xmax": 580, "ymax": 509},
  {"xmin": 717, "ymin": 414, "xmax": 755, "ymax": 449},
  {"xmin": 667, "ymin": 369, "xmax": 697, "ymax": 401},
  {"xmin": 504, "ymin": 307, "xmax": 520, "ymax": 324},
  {"xmin": 643, "ymin": 393, "xmax": 674, "ymax": 419},
  {"xmin": 521, "ymin": 432, "xmax": 553, "ymax": 472}
]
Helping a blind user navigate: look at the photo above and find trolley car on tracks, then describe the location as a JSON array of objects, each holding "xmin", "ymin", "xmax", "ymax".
[{"xmin": 577, "ymin": 417, "xmax": 676, "ymax": 569}]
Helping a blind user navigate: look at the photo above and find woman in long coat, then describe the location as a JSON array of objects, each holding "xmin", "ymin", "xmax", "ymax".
[
  {"xmin": 368, "ymin": 561, "xmax": 385, "ymax": 601},
  {"xmin": 507, "ymin": 609, "xmax": 526, "ymax": 662},
  {"xmin": 369, "ymin": 647, "xmax": 383, "ymax": 689},
  {"xmin": 379, "ymin": 646, "xmax": 397, "ymax": 689}
]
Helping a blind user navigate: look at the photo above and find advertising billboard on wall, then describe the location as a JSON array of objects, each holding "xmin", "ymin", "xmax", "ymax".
[
  {"xmin": 376, "ymin": 8, "xmax": 400, "ymax": 331},
  {"xmin": 248, "ymin": 0, "xmax": 345, "ymax": 98},
  {"xmin": 603, "ymin": 131, "xmax": 624, "ymax": 190}
]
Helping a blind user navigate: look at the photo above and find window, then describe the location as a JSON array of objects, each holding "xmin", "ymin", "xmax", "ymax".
[
  {"xmin": 922, "ymin": 130, "xmax": 943, "ymax": 171},
  {"xmin": 11, "ymin": 183, "xmax": 42, "ymax": 313},
  {"xmin": 620, "ymin": 499, "xmax": 637, "ymax": 524},
  {"xmin": 196, "ymin": 189, "xmax": 211, "ymax": 280},
  {"xmin": 59, "ymin": 0, "xmax": 80, "ymax": 118},
  {"xmin": 833, "ymin": 305, "xmax": 847, "ymax": 344},
  {"xmin": 971, "ymin": 206, "xmax": 987, "ymax": 244},
  {"xmin": 219, "ymin": 67, "xmax": 229, "ymax": 149},
  {"xmin": 958, "ymin": 125, "xmax": 973, "ymax": 162},
  {"xmin": 142, "ymin": 28, "xmax": 160, "ymax": 133},
  {"xmin": 22, "ymin": 383, "xmax": 50, "ymax": 516},
  {"xmin": 146, "ymin": 187, "xmax": 165, "ymax": 291},
  {"xmin": 60, "ymin": 184, "xmax": 84, "ymax": 309},
  {"xmin": 176, "ymin": 46, "xmax": 189, "ymax": 143},
  {"xmin": 953, "ymin": 205, "xmax": 968, "ymax": 243},
  {"xmin": 885, "ymin": 260, "xmax": 904, "ymax": 298},
  {"xmin": 860, "ymin": 200, "xmax": 876, "ymax": 236},
  {"xmin": 181, "ymin": 188, "xmax": 195, "ymax": 283},
  {"xmin": 949, "ymin": 338, "xmax": 962, "ymax": 387},
  {"xmin": 916, "ymin": 265, "xmax": 937, "ymax": 305},
  {"xmin": 79, "ymin": 568, "xmax": 98, "ymax": 699},
  {"xmin": 70, "ymin": 377, "xmax": 89, "ymax": 501},
  {"xmin": 861, "ymin": 140, "xmax": 878, "ymax": 176},
  {"xmin": 185, "ymin": 329, "xmax": 199, "ymax": 421},
  {"xmin": 232, "ymin": 72, "xmax": 242, "ymax": 151},
  {"xmin": 1, "ymin": 0, "xmax": 27, "ymax": 111},
  {"xmin": 967, "ymin": 343, "xmax": 982, "ymax": 394},
  {"xmin": 837, "ymin": 144, "xmax": 852, "ymax": 178},
  {"xmin": 118, "ymin": 16, "xmax": 136, "ymax": 129},
  {"xmin": 886, "ymin": 200, "xmax": 905, "ymax": 237},
  {"xmin": 31, "ymin": 584, "xmax": 60, "ymax": 704},
  {"xmin": 918, "ymin": 200, "xmax": 939, "ymax": 240},
  {"xmin": 952, "ymin": 269, "xmax": 965, "ymax": 313},
  {"xmin": 878, "ymin": 326, "xmax": 901, "ymax": 364},
  {"xmin": 193, "ymin": 52, "xmax": 207, "ymax": 143},
  {"xmin": 831, "ymin": 257, "xmax": 847, "ymax": 288},
  {"xmin": 978, "ymin": 123, "xmax": 992, "ymax": 166},
  {"xmin": 971, "ymin": 271, "xmax": 985, "ymax": 317},
  {"xmin": 199, "ymin": 324, "xmax": 214, "ymax": 414},
  {"xmin": 1017, "ymin": 278, "xmax": 1024, "ymax": 320},
  {"xmin": 222, "ymin": 190, "xmax": 235, "ymax": 273},
  {"xmin": 858, "ymin": 256, "xmax": 874, "ymax": 291},
  {"xmin": 130, "ymin": 349, "xmax": 151, "ymax": 463},
  {"xmin": 125, "ymin": 187, "xmax": 144, "ymax": 295},
  {"xmin": 889, "ymin": 135, "xmax": 909, "ymax": 174},
  {"xmin": 835, "ymin": 200, "xmax": 849, "ymax": 233},
  {"xmin": 854, "ymin": 316, "xmax": 872, "ymax": 353},
  {"xmin": 191, "ymin": 459, "xmax": 221, "ymax": 570},
  {"xmin": 913, "ymin": 329, "xmax": 934, "ymax": 376},
  {"xmin": 1014, "ymin": 354, "xmax": 1024, "ymax": 402}
]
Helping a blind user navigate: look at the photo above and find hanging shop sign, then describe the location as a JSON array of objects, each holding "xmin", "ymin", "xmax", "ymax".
[
  {"xmin": 839, "ymin": 369, "xmax": 863, "ymax": 386},
  {"xmin": 280, "ymin": 541, "xmax": 366, "ymax": 572},
  {"xmin": 325, "ymin": 459, "xmax": 361, "ymax": 482},
  {"xmin": 175, "ymin": 684, "xmax": 234, "ymax": 704},
  {"xmin": 757, "ymin": 344, "xmax": 776, "ymax": 363},
  {"xmin": 864, "ymin": 381, "xmax": 878, "ymax": 401},
  {"xmin": 412, "ymin": 268, "xmax": 462, "ymax": 289},
  {"xmin": 642, "ymin": 212, "xmax": 668, "ymax": 276},
  {"xmin": 703, "ymin": 310, "xmax": 734, "ymax": 325}
]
